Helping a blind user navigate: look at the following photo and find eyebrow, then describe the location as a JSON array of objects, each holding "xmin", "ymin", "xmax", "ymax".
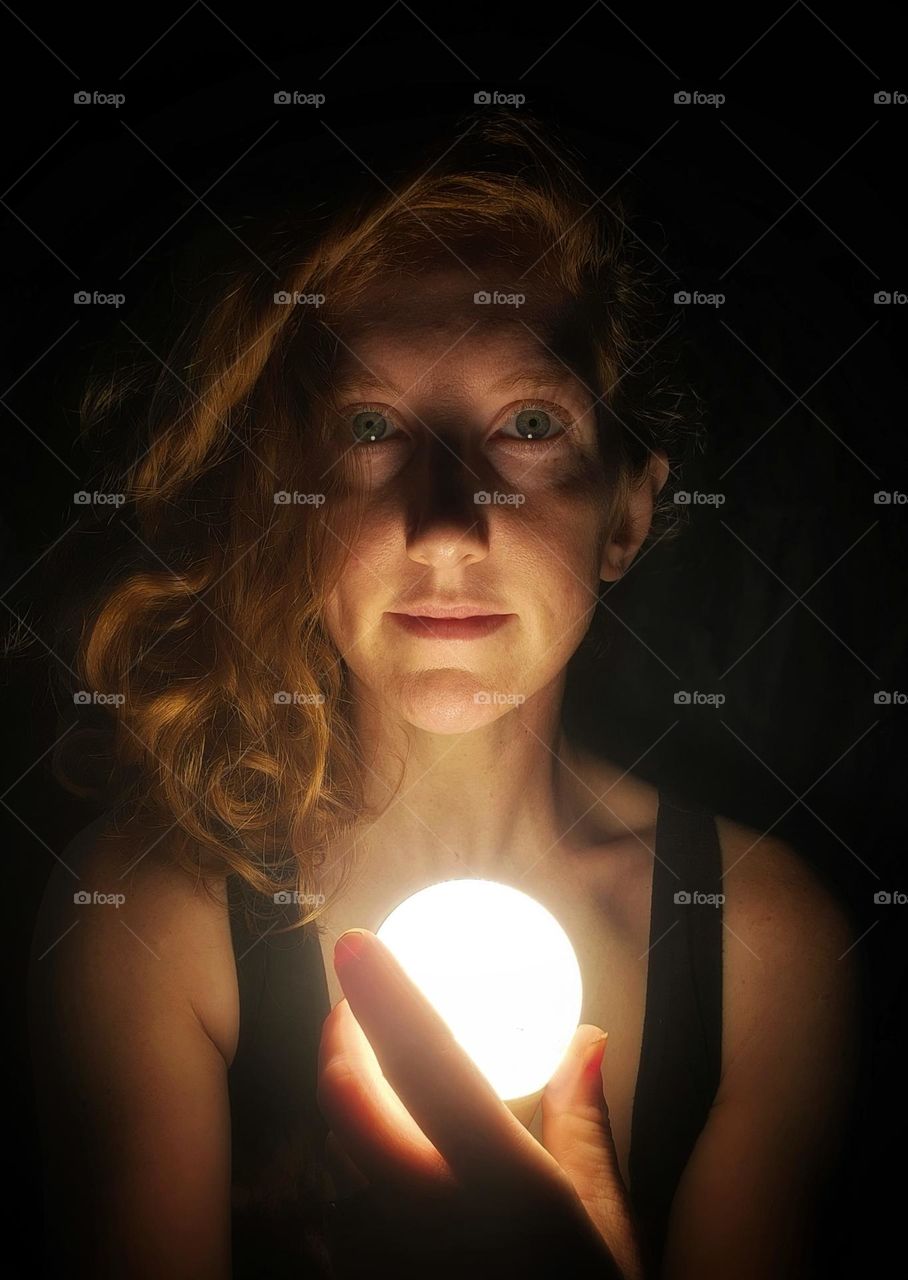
[{"xmin": 332, "ymin": 355, "xmax": 590, "ymax": 400}]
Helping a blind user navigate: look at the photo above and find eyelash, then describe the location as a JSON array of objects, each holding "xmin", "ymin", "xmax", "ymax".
[{"xmin": 346, "ymin": 398, "xmax": 577, "ymax": 447}]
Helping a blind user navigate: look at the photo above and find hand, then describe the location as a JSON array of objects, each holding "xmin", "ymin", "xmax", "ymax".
[{"xmin": 317, "ymin": 928, "xmax": 646, "ymax": 1280}]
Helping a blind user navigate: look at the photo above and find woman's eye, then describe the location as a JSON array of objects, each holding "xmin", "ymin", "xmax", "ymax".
[
  {"xmin": 496, "ymin": 401, "xmax": 573, "ymax": 444},
  {"xmin": 350, "ymin": 408, "xmax": 402, "ymax": 444},
  {"xmin": 345, "ymin": 399, "xmax": 574, "ymax": 447}
]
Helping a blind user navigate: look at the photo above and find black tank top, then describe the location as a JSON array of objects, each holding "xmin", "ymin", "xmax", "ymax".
[{"xmin": 226, "ymin": 788, "xmax": 723, "ymax": 1278}]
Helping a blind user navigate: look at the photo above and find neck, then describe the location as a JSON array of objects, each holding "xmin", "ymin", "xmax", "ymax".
[{"xmin": 342, "ymin": 669, "xmax": 587, "ymax": 883}]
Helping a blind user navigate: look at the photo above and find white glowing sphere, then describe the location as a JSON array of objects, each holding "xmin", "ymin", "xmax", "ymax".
[{"xmin": 375, "ymin": 878, "xmax": 583, "ymax": 1102}]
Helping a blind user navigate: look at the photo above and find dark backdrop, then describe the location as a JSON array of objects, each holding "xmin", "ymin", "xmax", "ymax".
[{"xmin": 2, "ymin": 3, "xmax": 905, "ymax": 1276}]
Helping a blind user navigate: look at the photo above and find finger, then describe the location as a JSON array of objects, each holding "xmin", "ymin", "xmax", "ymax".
[
  {"xmin": 541, "ymin": 1026, "xmax": 644, "ymax": 1278},
  {"xmin": 318, "ymin": 994, "xmax": 454, "ymax": 1196},
  {"xmin": 324, "ymin": 1129, "xmax": 370, "ymax": 1199},
  {"xmin": 332, "ymin": 928, "xmax": 552, "ymax": 1195}
]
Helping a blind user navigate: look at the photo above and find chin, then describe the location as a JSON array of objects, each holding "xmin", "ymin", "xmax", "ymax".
[{"xmin": 393, "ymin": 669, "xmax": 521, "ymax": 734}]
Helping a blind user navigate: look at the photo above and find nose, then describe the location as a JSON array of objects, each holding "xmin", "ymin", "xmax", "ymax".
[{"xmin": 405, "ymin": 434, "xmax": 490, "ymax": 569}]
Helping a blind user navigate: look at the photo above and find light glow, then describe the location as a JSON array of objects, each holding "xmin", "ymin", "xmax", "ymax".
[{"xmin": 375, "ymin": 878, "xmax": 583, "ymax": 1101}]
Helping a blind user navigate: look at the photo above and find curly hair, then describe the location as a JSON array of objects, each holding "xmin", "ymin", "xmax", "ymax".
[{"xmin": 11, "ymin": 108, "xmax": 700, "ymax": 928}]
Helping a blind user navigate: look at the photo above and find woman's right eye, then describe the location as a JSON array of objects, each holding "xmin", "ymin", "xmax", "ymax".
[{"xmin": 349, "ymin": 406, "xmax": 405, "ymax": 444}]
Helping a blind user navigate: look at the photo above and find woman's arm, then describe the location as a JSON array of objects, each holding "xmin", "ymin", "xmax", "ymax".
[
  {"xmin": 660, "ymin": 823, "xmax": 862, "ymax": 1280},
  {"xmin": 28, "ymin": 824, "xmax": 237, "ymax": 1279}
]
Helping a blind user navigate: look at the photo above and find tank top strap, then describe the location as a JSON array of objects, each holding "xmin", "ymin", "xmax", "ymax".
[
  {"xmin": 226, "ymin": 874, "xmax": 334, "ymax": 1276},
  {"xmin": 627, "ymin": 787, "xmax": 724, "ymax": 1276}
]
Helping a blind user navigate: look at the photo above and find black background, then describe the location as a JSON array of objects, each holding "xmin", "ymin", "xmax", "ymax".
[{"xmin": 2, "ymin": 3, "xmax": 906, "ymax": 1276}]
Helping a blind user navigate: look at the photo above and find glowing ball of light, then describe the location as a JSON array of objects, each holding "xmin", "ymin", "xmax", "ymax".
[{"xmin": 375, "ymin": 878, "xmax": 583, "ymax": 1102}]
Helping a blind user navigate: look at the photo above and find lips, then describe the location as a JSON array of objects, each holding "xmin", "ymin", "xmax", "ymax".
[
  {"xmin": 388, "ymin": 613, "xmax": 513, "ymax": 640},
  {"xmin": 394, "ymin": 603, "xmax": 508, "ymax": 619}
]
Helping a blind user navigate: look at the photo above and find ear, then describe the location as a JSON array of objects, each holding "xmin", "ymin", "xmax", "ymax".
[{"xmin": 600, "ymin": 450, "xmax": 670, "ymax": 582}]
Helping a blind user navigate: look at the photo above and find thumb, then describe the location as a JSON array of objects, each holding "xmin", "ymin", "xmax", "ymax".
[{"xmin": 541, "ymin": 1025, "xmax": 642, "ymax": 1275}]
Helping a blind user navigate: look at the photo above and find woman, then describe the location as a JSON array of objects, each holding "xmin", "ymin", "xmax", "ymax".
[{"xmin": 28, "ymin": 110, "xmax": 860, "ymax": 1279}]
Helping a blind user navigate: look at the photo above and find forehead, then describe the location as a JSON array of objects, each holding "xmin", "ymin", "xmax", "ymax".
[{"xmin": 328, "ymin": 266, "xmax": 591, "ymax": 395}]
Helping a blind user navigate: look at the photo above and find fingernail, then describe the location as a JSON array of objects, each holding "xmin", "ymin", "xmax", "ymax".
[
  {"xmin": 335, "ymin": 929, "xmax": 369, "ymax": 969},
  {"xmin": 585, "ymin": 1033, "xmax": 608, "ymax": 1076}
]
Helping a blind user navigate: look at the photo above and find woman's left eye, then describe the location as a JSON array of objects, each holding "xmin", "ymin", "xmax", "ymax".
[{"xmin": 495, "ymin": 401, "xmax": 574, "ymax": 444}]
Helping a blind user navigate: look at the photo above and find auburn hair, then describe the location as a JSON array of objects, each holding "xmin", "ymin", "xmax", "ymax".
[{"xmin": 15, "ymin": 108, "xmax": 698, "ymax": 927}]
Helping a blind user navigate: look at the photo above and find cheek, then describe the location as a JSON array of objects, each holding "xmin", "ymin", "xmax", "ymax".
[
  {"xmin": 511, "ymin": 486, "xmax": 606, "ymax": 588},
  {"xmin": 322, "ymin": 510, "xmax": 397, "ymax": 641}
]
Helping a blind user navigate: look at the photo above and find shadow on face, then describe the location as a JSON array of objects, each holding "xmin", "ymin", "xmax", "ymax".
[{"xmin": 320, "ymin": 261, "xmax": 662, "ymax": 735}]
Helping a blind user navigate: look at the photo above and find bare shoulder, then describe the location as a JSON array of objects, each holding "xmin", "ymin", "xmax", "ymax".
[
  {"xmin": 713, "ymin": 813, "xmax": 861, "ymax": 1129},
  {"xmin": 30, "ymin": 812, "xmax": 239, "ymax": 1067},
  {"xmin": 29, "ymin": 816, "xmax": 240, "ymax": 1275},
  {"xmin": 714, "ymin": 813, "xmax": 858, "ymax": 977}
]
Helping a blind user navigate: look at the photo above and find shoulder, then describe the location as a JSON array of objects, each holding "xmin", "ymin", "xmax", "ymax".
[
  {"xmin": 714, "ymin": 813, "xmax": 858, "ymax": 988},
  {"xmin": 712, "ymin": 814, "xmax": 861, "ymax": 1140},
  {"xmin": 30, "ymin": 812, "xmax": 240, "ymax": 1067}
]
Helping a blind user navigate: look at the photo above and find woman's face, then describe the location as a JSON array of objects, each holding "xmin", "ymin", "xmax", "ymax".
[{"xmin": 322, "ymin": 264, "xmax": 665, "ymax": 734}]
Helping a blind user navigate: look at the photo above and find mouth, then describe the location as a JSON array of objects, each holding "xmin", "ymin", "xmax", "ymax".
[{"xmin": 387, "ymin": 613, "xmax": 514, "ymax": 640}]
